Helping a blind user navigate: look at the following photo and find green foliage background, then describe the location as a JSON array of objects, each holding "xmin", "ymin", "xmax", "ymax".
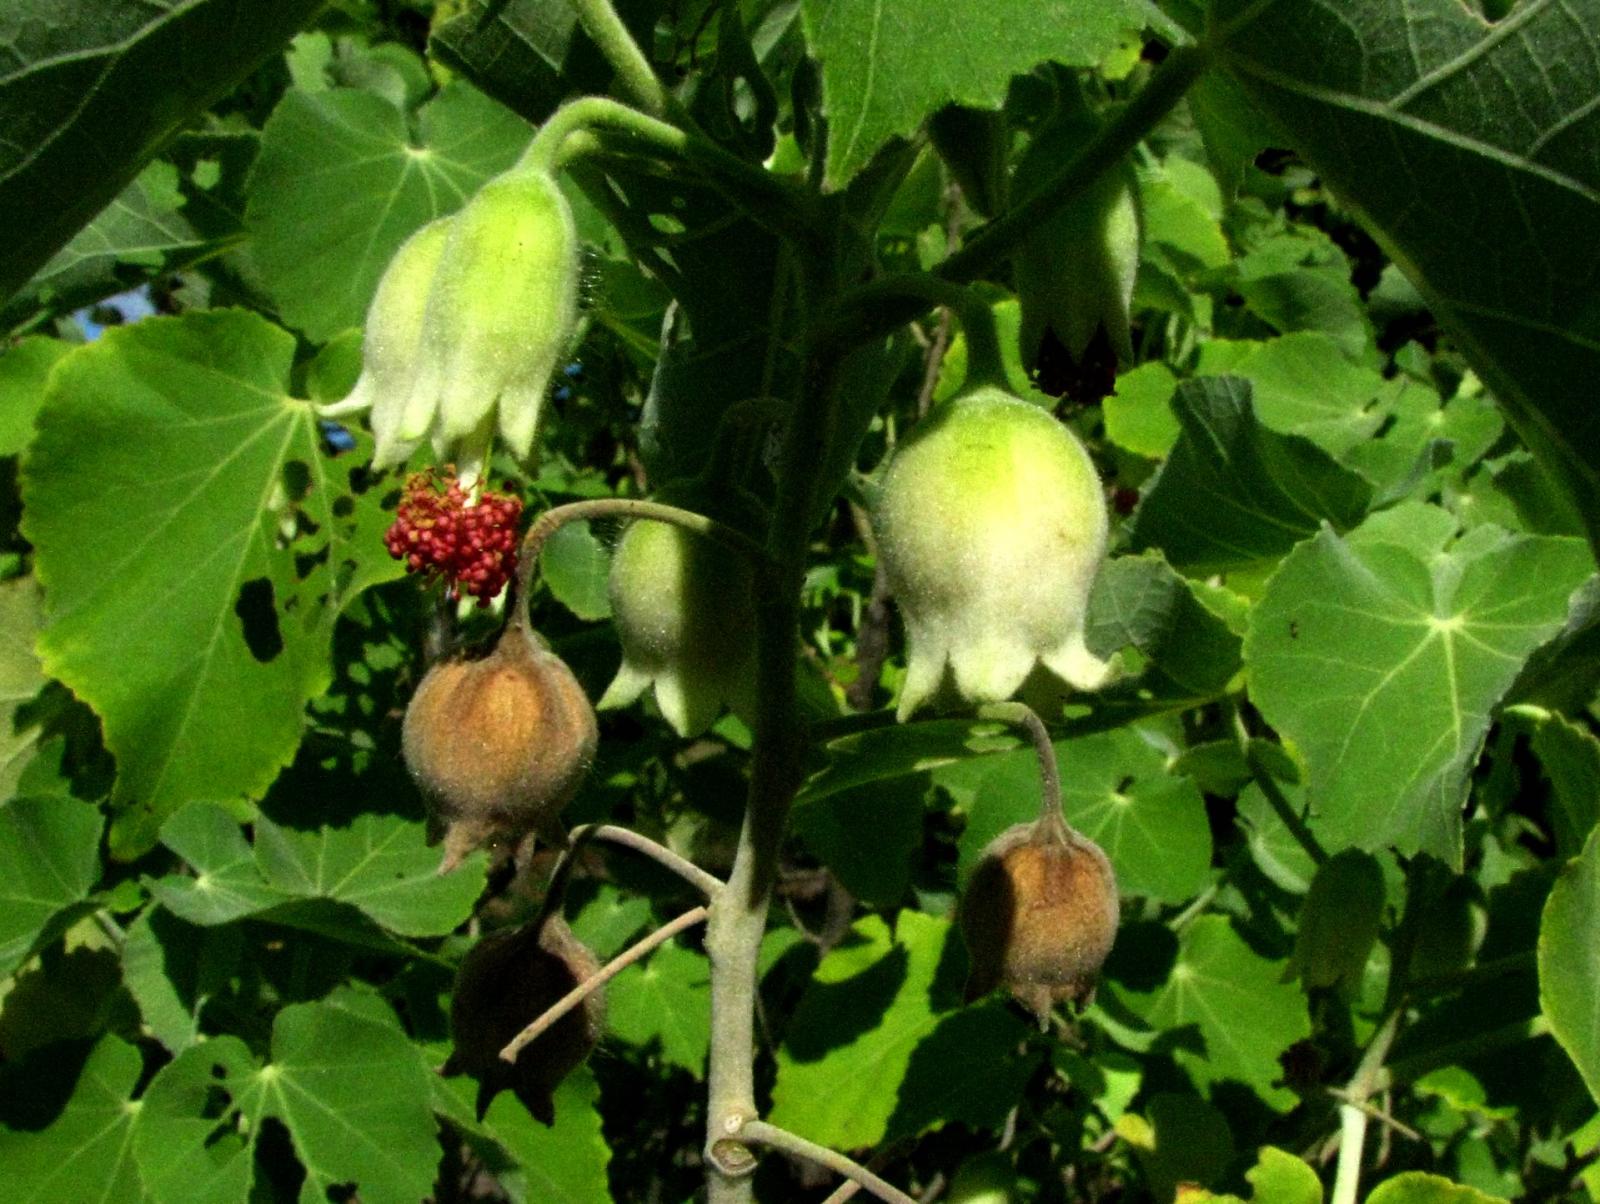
[{"xmin": 2, "ymin": 0, "xmax": 1600, "ymax": 1200}]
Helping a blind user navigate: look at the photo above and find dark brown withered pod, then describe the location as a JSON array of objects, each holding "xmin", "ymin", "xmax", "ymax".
[
  {"xmin": 960, "ymin": 810, "xmax": 1119, "ymax": 1022},
  {"xmin": 403, "ymin": 621, "xmax": 597, "ymax": 870},
  {"xmin": 444, "ymin": 913, "xmax": 604, "ymax": 1124}
]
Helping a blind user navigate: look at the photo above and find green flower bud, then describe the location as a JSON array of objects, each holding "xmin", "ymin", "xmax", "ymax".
[
  {"xmin": 599, "ymin": 518, "xmax": 757, "ymax": 737},
  {"xmin": 873, "ymin": 386, "xmax": 1113, "ymax": 720},
  {"xmin": 331, "ymin": 217, "xmax": 453, "ymax": 469},
  {"xmin": 1014, "ymin": 119, "xmax": 1140, "ymax": 380},
  {"xmin": 400, "ymin": 169, "xmax": 578, "ymax": 476}
]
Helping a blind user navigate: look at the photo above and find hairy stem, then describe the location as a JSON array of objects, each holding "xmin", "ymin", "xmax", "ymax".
[
  {"xmin": 1331, "ymin": 1007, "xmax": 1402, "ymax": 1204},
  {"xmin": 1232, "ymin": 703, "xmax": 1327, "ymax": 865},
  {"xmin": 703, "ymin": 259, "xmax": 842, "ymax": 1201},
  {"xmin": 499, "ymin": 905, "xmax": 709, "ymax": 1062},
  {"xmin": 818, "ymin": 45, "xmax": 1208, "ymax": 352},
  {"xmin": 568, "ymin": 823, "xmax": 726, "ymax": 898},
  {"xmin": 739, "ymin": 1121, "xmax": 917, "ymax": 1204},
  {"xmin": 568, "ymin": 0, "xmax": 671, "ymax": 116},
  {"xmin": 977, "ymin": 702, "xmax": 1065, "ymax": 836},
  {"xmin": 516, "ymin": 496, "xmax": 769, "ymax": 610}
]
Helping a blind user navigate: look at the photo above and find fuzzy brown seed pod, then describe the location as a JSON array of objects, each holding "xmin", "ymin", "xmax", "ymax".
[
  {"xmin": 959, "ymin": 814, "xmax": 1119, "ymax": 1021},
  {"xmin": 403, "ymin": 623, "xmax": 597, "ymax": 870},
  {"xmin": 443, "ymin": 913, "xmax": 604, "ymax": 1124}
]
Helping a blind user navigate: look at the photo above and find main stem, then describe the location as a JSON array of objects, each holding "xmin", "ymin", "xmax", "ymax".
[{"xmin": 703, "ymin": 260, "xmax": 840, "ymax": 1200}]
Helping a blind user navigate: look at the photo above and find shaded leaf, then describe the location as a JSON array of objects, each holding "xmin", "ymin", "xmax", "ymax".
[
  {"xmin": 1118, "ymin": 914, "xmax": 1310, "ymax": 1110},
  {"xmin": 770, "ymin": 911, "xmax": 1037, "ymax": 1148},
  {"xmin": 1213, "ymin": 0, "xmax": 1600, "ymax": 553},
  {"xmin": 147, "ymin": 802, "xmax": 484, "ymax": 939},
  {"xmin": 0, "ymin": 0, "xmax": 324, "ymax": 302},
  {"xmin": 800, "ymin": 0, "xmax": 1151, "ymax": 187},
  {"xmin": 0, "ymin": 1035, "xmax": 144, "ymax": 1202},
  {"xmin": 21, "ymin": 311, "xmax": 401, "ymax": 854},
  {"xmin": 1540, "ymin": 824, "xmax": 1600, "ymax": 1107},
  {"xmin": 1129, "ymin": 376, "xmax": 1372, "ymax": 574},
  {"xmin": 0, "ymin": 796, "xmax": 103, "ymax": 977},
  {"xmin": 606, "ymin": 937, "xmax": 710, "ymax": 1073}
]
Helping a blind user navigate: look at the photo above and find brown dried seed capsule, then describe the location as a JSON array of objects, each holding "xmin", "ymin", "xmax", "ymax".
[
  {"xmin": 403, "ymin": 623, "xmax": 597, "ymax": 869},
  {"xmin": 444, "ymin": 913, "xmax": 604, "ymax": 1123},
  {"xmin": 959, "ymin": 816, "xmax": 1119, "ymax": 1022}
]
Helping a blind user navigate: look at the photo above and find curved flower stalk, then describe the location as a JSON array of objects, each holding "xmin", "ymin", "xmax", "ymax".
[{"xmin": 873, "ymin": 386, "xmax": 1115, "ymax": 720}]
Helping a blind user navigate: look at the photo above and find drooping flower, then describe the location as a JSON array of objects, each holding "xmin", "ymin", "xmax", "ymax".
[
  {"xmin": 598, "ymin": 518, "xmax": 757, "ymax": 737},
  {"xmin": 873, "ymin": 386, "xmax": 1114, "ymax": 720},
  {"xmin": 325, "ymin": 168, "xmax": 580, "ymax": 483}
]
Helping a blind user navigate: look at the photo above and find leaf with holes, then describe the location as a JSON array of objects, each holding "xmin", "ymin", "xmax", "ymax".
[
  {"xmin": 132, "ymin": 991, "xmax": 439, "ymax": 1203},
  {"xmin": 21, "ymin": 311, "xmax": 403, "ymax": 855}
]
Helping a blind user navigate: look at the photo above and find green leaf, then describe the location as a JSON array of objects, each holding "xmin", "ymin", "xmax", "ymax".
[
  {"xmin": 147, "ymin": 802, "xmax": 485, "ymax": 939},
  {"xmin": 1085, "ymin": 551, "xmax": 1244, "ymax": 702},
  {"xmin": 1129, "ymin": 376, "xmax": 1373, "ymax": 574},
  {"xmin": 448, "ymin": 1069, "xmax": 613, "ymax": 1203},
  {"xmin": 245, "ymin": 82, "xmax": 532, "ymax": 342},
  {"xmin": 0, "ymin": 577, "xmax": 46, "ymax": 798},
  {"xmin": 133, "ymin": 992, "xmax": 440, "ymax": 1203},
  {"xmin": 0, "ymin": 0, "xmax": 324, "ymax": 303},
  {"xmin": 1245, "ymin": 503, "xmax": 1595, "ymax": 863},
  {"xmin": 800, "ymin": 0, "xmax": 1150, "ymax": 187},
  {"xmin": 1212, "ymin": 0, "xmax": 1600, "ymax": 554},
  {"xmin": 1364, "ymin": 1173, "xmax": 1508, "ymax": 1204},
  {"xmin": 1118, "ymin": 914, "xmax": 1310, "ymax": 1110},
  {"xmin": 791, "ymin": 775, "xmax": 923, "ymax": 907},
  {"xmin": 542, "ymin": 520, "xmax": 612, "ymax": 621},
  {"xmin": 770, "ymin": 911, "xmax": 1038, "ymax": 1148},
  {"xmin": 0, "ymin": 1035, "xmax": 144, "ymax": 1202},
  {"xmin": 955, "ymin": 729, "xmax": 1212, "ymax": 905},
  {"xmin": 1179, "ymin": 1145, "xmax": 1324, "ymax": 1203},
  {"xmin": 15, "ymin": 162, "xmax": 204, "ymax": 319},
  {"xmin": 0, "ymin": 338, "xmax": 71, "ymax": 457},
  {"xmin": 0, "ymin": 796, "xmax": 103, "ymax": 977},
  {"xmin": 1219, "ymin": 332, "xmax": 1386, "ymax": 458},
  {"xmin": 1105, "ymin": 361, "xmax": 1181, "ymax": 459},
  {"xmin": 1540, "ymin": 824, "xmax": 1600, "ymax": 1107},
  {"xmin": 606, "ymin": 937, "xmax": 711, "ymax": 1073},
  {"xmin": 121, "ymin": 907, "xmax": 240, "ymax": 1053},
  {"xmin": 20, "ymin": 311, "xmax": 401, "ymax": 855},
  {"xmin": 1530, "ymin": 712, "xmax": 1600, "ymax": 857},
  {"xmin": 798, "ymin": 719, "xmax": 1012, "ymax": 808}
]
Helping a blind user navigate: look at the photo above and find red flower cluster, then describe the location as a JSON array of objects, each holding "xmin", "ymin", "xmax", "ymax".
[{"xmin": 384, "ymin": 471, "xmax": 524, "ymax": 605}]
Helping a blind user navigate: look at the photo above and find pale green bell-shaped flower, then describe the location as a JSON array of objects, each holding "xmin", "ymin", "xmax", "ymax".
[
  {"xmin": 322, "ymin": 216, "xmax": 453, "ymax": 467},
  {"xmin": 404, "ymin": 169, "xmax": 579, "ymax": 475},
  {"xmin": 330, "ymin": 168, "xmax": 580, "ymax": 484},
  {"xmin": 873, "ymin": 386, "xmax": 1114, "ymax": 721},
  {"xmin": 599, "ymin": 519, "xmax": 757, "ymax": 737}
]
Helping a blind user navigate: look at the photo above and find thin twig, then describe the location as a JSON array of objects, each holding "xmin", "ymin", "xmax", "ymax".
[
  {"xmin": 740, "ymin": 1121, "xmax": 916, "ymax": 1204},
  {"xmin": 499, "ymin": 905, "xmax": 709, "ymax": 1062},
  {"xmin": 570, "ymin": 822, "xmax": 726, "ymax": 898},
  {"xmin": 1231, "ymin": 704, "xmax": 1327, "ymax": 866}
]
